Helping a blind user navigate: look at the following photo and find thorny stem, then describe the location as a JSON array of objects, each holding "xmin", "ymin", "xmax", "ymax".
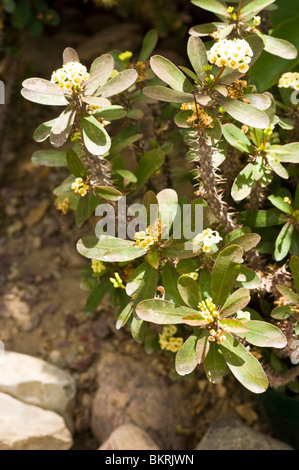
[{"xmin": 192, "ymin": 131, "xmax": 237, "ymax": 231}]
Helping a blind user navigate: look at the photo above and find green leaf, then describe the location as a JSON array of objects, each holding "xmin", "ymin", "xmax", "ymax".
[
  {"xmin": 191, "ymin": 0, "xmax": 228, "ymax": 17},
  {"xmin": 116, "ymin": 301, "xmax": 133, "ymax": 329},
  {"xmin": 276, "ymin": 285, "xmax": 299, "ymax": 303},
  {"xmin": 231, "ymin": 161, "xmax": 264, "ymax": 201},
  {"xmin": 93, "ymin": 186, "xmax": 122, "ymax": 201},
  {"xmin": 216, "ymin": 96, "xmax": 270, "ymax": 129},
  {"xmin": 147, "ymin": 249, "xmax": 159, "ymax": 269},
  {"xmin": 229, "ymin": 233, "xmax": 261, "ymax": 252},
  {"xmin": 249, "ymin": 16, "xmax": 299, "ymax": 92},
  {"xmin": 76, "ymin": 192, "xmax": 99, "ymax": 228},
  {"xmin": 33, "ymin": 119, "xmax": 57, "ymax": 142},
  {"xmin": 21, "ymin": 88, "xmax": 69, "ymax": 106},
  {"xmin": 220, "ymin": 333, "xmax": 269, "ymax": 393},
  {"xmin": 157, "ymin": 188, "xmax": 178, "ymax": 235},
  {"xmin": 219, "ymin": 318, "xmax": 249, "ymax": 333},
  {"xmin": 134, "ymin": 149, "xmax": 165, "ymax": 191},
  {"xmin": 243, "ymin": 93, "xmax": 272, "ymax": 111},
  {"xmin": 77, "ymin": 235, "xmax": 141, "ymax": 262},
  {"xmin": 109, "ymin": 129, "xmax": 142, "ymax": 158},
  {"xmin": 3, "ymin": 0, "xmax": 16, "ymax": 14},
  {"xmin": 50, "ymin": 107, "xmax": 76, "ymax": 147},
  {"xmin": 136, "ymin": 299, "xmax": 198, "ymax": 324},
  {"xmin": 22, "ymin": 77, "xmax": 67, "ymax": 95},
  {"xmin": 239, "ymin": 209, "xmax": 287, "ymax": 227},
  {"xmin": 195, "ymin": 329, "xmax": 210, "ymax": 364},
  {"xmin": 181, "ymin": 313, "xmax": 206, "ymax": 326},
  {"xmin": 290, "ymin": 256, "xmax": 299, "ymax": 293},
  {"xmin": 84, "ymin": 54, "xmax": 114, "ymax": 95},
  {"xmin": 139, "ymin": 29, "xmax": 158, "ymax": 62},
  {"xmin": 66, "ymin": 148, "xmax": 87, "ymax": 178},
  {"xmin": 85, "ymin": 277, "xmax": 110, "ymax": 314},
  {"xmin": 210, "ymin": 245, "xmax": 243, "ymax": 308},
  {"xmin": 241, "ymin": 0, "xmax": 276, "ymax": 20},
  {"xmin": 189, "ymin": 22, "xmax": 226, "ymax": 37},
  {"xmin": 81, "ymin": 115, "xmax": 111, "ymax": 156},
  {"xmin": 271, "ymin": 305, "xmax": 294, "ymax": 320},
  {"xmin": 63, "ymin": 47, "xmax": 79, "ymax": 64},
  {"xmin": 204, "ymin": 342, "xmax": 227, "ymax": 384},
  {"xmin": 220, "ymin": 288, "xmax": 251, "ymax": 317},
  {"xmin": 150, "ymin": 55, "xmax": 194, "ymax": 93},
  {"xmin": 162, "ymin": 262, "xmax": 184, "ymax": 305},
  {"xmin": 143, "ymin": 85, "xmax": 194, "ymax": 103},
  {"xmin": 93, "ymin": 105, "xmax": 126, "ymax": 121},
  {"xmin": 268, "ymin": 195, "xmax": 293, "ymax": 215},
  {"xmin": 175, "ymin": 333, "xmax": 199, "ymax": 376},
  {"xmin": 177, "ymin": 275, "xmax": 202, "ymax": 309},
  {"xmin": 267, "ymin": 158, "xmax": 289, "ymax": 179},
  {"xmin": 126, "ymin": 262, "xmax": 148, "ymax": 296},
  {"xmin": 263, "ymin": 35, "xmax": 298, "ymax": 60},
  {"xmin": 274, "ymin": 222, "xmax": 294, "ymax": 262},
  {"xmin": 236, "ymin": 265, "xmax": 260, "ymax": 289},
  {"xmin": 222, "ymin": 123, "xmax": 253, "ymax": 153},
  {"xmin": 31, "ymin": 149, "xmax": 67, "ymax": 167},
  {"xmin": 187, "ymin": 36, "xmax": 208, "ymax": 82},
  {"xmin": 238, "ymin": 320, "xmax": 287, "ymax": 348},
  {"xmin": 131, "ymin": 316, "xmax": 147, "ymax": 343},
  {"xmin": 82, "ymin": 96, "xmax": 111, "ymax": 108},
  {"xmin": 270, "ymin": 143, "xmax": 299, "ymax": 163},
  {"xmin": 96, "ymin": 69, "xmax": 138, "ymax": 98}
]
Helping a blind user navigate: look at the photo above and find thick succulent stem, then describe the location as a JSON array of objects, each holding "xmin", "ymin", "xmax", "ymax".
[{"xmin": 191, "ymin": 129, "xmax": 237, "ymax": 231}]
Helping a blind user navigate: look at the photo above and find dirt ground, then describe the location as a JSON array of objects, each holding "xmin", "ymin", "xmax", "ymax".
[{"xmin": 0, "ymin": 2, "xmax": 273, "ymax": 450}]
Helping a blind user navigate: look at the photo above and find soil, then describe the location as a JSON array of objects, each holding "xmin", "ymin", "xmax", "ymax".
[{"xmin": 0, "ymin": 1, "xmax": 272, "ymax": 450}]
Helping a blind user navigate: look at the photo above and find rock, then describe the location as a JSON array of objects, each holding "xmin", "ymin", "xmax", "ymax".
[
  {"xmin": 0, "ymin": 392, "xmax": 73, "ymax": 450},
  {"xmin": 91, "ymin": 352, "xmax": 193, "ymax": 449},
  {"xmin": 0, "ymin": 351, "xmax": 76, "ymax": 418},
  {"xmin": 195, "ymin": 417, "xmax": 294, "ymax": 450},
  {"xmin": 99, "ymin": 424, "xmax": 160, "ymax": 450}
]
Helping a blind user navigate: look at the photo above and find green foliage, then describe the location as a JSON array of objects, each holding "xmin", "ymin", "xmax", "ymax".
[{"xmin": 21, "ymin": 1, "xmax": 299, "ymax": 394}]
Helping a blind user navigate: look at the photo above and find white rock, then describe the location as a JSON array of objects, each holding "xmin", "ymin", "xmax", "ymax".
[
  {"xmin": 0, "ymin": 351, "xmax": 76, "ymax": 417},
  {"xmin": 0, "ymin": 392, "xmax": 73, "ymax": 450}
]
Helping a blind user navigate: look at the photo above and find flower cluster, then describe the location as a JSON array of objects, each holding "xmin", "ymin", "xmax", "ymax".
[
  {"xmin": 193, "ymin": 228, "xmax": 222, "ymax": 253},
  {"xmin": 91, "ymin": 259, "xmax": 106, "ymax": 274},
  {"xmin": 208, "ymin": 38, "xmax": 253, "ymax": 73},
  {"xmin": 208, "ymin": 327, "xmax": 227, "ymax": 344},
  {"xmin": 236, "ymin": 310, "xmax": 251, "ymax": 321},
  {"xmin": 198, "ymin": 298, "xmax": 220, "ymax": 324},
  {"xmin": 51, "ymin": 61, "xmax": 90, "ymax": 91},
  {"xmin": 71, "ymin": 177, "xmax": 89, "ymax": 197},
  {"xmin": 181, "ymin": 102, "xmax": 214, "ymax": 129},
  {"xmin": 278, "ymin": 72, "xmax": 299, "ymax": 91},
  {"xmin": 159, "ymin": 325, "xmax": 183, "ymax": 352},
  {"xmin": 110, "ymin": 272, "xmax": 124, "ymax": 289},
  {"xmin": 134, "ymin": 219, "xmax": 165, "ymax": 249}
]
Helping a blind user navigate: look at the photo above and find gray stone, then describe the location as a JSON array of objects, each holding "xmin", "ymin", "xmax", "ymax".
[
  {"xmin": 195, "ymin": 417, "xmax": 294, "ymax": 450},
  {"xmin": 0, "ymin": 351, "xmax": 76, "ymax": 418},
  {"xmin": 99, "ymin": 424, "xmax": 160, "ymax": 450},
  {"xmin": 0, "ymin": 392, "xmax": 73, "ymax": 450},
  {"xmin": 91, "ymin": 352, "xmax": 193, "ymax": 449}
]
